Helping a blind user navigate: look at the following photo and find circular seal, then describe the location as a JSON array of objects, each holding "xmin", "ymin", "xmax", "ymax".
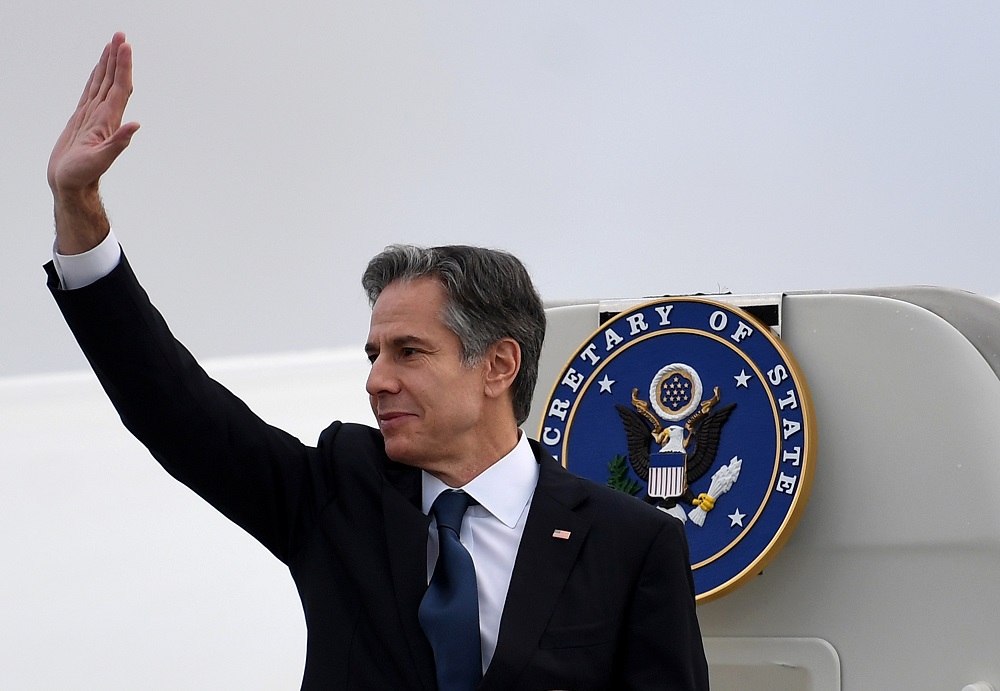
[{"xmin": 537, "ymin": 297, "xmax": 815, "ymax": 603}]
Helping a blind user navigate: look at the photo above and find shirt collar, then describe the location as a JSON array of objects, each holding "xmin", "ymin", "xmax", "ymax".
[{"xmin": 421, "ymin": 431, "xmax": 538, "ymax": 529}]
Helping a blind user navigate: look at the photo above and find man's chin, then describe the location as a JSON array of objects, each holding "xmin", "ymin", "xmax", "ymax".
[{"xmin": 381, "ymin": 438, "xmax": 425, "ymax": 469}]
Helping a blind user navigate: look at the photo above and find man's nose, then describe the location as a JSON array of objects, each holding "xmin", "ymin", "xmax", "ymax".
[{"xmin": 365, "ymin": 355, "xmax": 398, "ymax": 396}]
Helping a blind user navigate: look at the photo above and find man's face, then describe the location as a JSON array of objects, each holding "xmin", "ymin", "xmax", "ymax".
[{"xmin": 365, "ymin": 277, "xmax": 488, "ymax": 470}]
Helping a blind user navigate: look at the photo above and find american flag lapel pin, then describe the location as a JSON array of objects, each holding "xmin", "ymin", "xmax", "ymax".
[{"xmin": 551, "ymin": 529, "xmax": 572, "ymax": 540}]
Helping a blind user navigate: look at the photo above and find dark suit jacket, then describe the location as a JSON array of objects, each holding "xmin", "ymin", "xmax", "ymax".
[{"xmin": 47, "ymin": 254, "xmax": 709, "ymax": 690}]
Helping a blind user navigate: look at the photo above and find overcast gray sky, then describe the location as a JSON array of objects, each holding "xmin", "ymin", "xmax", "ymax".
[{"xmin": 4, "ymin": 1, "xmax": 998, "ymax": 378}]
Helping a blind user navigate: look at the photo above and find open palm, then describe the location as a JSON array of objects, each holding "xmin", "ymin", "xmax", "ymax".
[{"xmin": 48, "ymin": 32, "xmax": 139, "ymax": 196}]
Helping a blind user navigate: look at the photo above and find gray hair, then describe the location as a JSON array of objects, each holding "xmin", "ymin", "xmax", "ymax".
[{"xmin": 362, "ymin": 245, "xmax": 545, "ymax": 426}]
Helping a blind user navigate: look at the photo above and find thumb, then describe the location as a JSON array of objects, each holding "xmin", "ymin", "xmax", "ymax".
[{"xmin": 105, "ymin": 121, "xmax": 141, "ymax": 156}]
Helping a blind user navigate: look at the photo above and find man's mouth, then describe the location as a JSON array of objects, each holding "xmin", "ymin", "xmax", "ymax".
[{"xmin": 377, "ymin": 411, "xmax": 416, "ymax": 430}]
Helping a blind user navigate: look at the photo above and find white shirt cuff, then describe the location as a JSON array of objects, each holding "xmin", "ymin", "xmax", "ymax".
[{"xmin": 52, "ymin": 230, "xmax": 122, "ymax": 290}]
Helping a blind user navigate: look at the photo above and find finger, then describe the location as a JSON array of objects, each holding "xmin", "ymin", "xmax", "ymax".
[
  {"xmin": 94, "ymin": 41, "xmax": 134, "ymax": 134},
  {"xmin": 95, "ymin": 34, "xmax": 122, "ymax": 103},
  {"xmin": 87, "ymin": 39, "xmax": 114, "ymax": 105},
  {"xmin": 110, "ymin": 40, "xmax": 134, "ymax": 102},
  {"xmin": 76, "ymin": 43, "xmax": 107, "ymax": 109}
]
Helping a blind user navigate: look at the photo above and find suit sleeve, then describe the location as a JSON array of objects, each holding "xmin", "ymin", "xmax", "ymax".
[
  {"xmin": 618, "ymin": 516, "xmax": 710, "ymax": 690},
  {"xmin": 45, "ymin": 253, "xmax": 330, "ymax": 563}
]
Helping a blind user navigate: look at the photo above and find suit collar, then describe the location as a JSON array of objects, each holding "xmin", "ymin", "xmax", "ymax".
[{"xmin": 481, "ymin": 441, "xmax": 591, "ymax": 689}]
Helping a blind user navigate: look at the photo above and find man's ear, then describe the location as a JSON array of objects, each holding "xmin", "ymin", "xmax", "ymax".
[{"xmin": 483, "ymin": 338, "xmax": 521, "ymax": 401}]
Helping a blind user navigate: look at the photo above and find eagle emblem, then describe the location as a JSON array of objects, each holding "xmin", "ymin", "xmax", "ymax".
[{"xmin": 615, "ymin": 362, "xmax": 736, "ymax": 525}]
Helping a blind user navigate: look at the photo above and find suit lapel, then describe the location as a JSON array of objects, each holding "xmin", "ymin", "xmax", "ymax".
[
  {"xmin": 381, "ymin": 461, "xmax": 437, "ymax": 691},
  {"xmin": 482, "ymin": 445, "xmax": 591, "ymax": 689}
]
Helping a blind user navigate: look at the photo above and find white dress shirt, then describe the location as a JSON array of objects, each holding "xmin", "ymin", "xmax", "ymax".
[{"xmin": 421, "ymin": 431, "xmax": 538, "ymax": 674}]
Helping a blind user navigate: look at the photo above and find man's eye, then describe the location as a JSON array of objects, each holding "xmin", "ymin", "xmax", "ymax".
[{"xmin": 401, "ymin": 347, "xmax": 417, "ymax": 357}]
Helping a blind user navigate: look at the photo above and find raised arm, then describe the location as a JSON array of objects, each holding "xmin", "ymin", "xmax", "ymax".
[{"xmin": 48, "ymin": 32, "xmax": 140, "ymax": 255}]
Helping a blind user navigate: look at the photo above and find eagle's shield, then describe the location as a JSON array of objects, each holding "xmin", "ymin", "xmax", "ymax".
[{"xmin": 647, "ymin": 451, "xmax": 686, "ymax": 499}]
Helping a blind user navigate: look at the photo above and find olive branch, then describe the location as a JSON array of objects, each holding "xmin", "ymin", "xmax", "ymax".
[{"xmin": 606, "ymin": 454, "xmax": 642, "ymax": 496}]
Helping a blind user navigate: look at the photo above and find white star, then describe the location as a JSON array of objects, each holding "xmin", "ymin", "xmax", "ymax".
[
  {"xmin": 598, "ymin": 375, "xmax": 615, "ymax": 393},
  {"xmin": 729, "ymin": 508, "xmax": 746, "ymax": 528},
  {"xmin": 734, "ymin": 369, "xmax": 752, "ymax": 388}
]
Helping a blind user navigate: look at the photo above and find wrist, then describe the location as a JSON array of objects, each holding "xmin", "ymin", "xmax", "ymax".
[{"xmin": 53, "ymin": 187, "xmax": 111, "ymax": 255}]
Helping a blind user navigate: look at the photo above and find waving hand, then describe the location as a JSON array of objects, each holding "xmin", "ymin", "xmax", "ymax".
[{"xmin": 48, "ymin": 32, "xmax": 140, "ymax": 254}]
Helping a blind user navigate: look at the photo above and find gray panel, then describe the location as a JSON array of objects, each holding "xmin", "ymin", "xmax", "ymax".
[{"xmin": 791, "ymin": 285, "xmax": 1000, "ymax": 382}]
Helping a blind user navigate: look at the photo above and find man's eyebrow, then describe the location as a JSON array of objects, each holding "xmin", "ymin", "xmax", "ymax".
[{"xmin": 364, "ymin": 335, "xmax": 431, "ymax": 355}]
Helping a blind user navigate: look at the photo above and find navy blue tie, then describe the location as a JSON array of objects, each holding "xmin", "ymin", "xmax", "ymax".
[{"xmin": 419, "ymin": 490, "xmax": 482, "ymax": 690}]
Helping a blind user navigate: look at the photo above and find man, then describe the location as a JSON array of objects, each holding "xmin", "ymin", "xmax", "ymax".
[{"xmin": 46, "ymin": 33, "xmax": 709, "ymax": 690}]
